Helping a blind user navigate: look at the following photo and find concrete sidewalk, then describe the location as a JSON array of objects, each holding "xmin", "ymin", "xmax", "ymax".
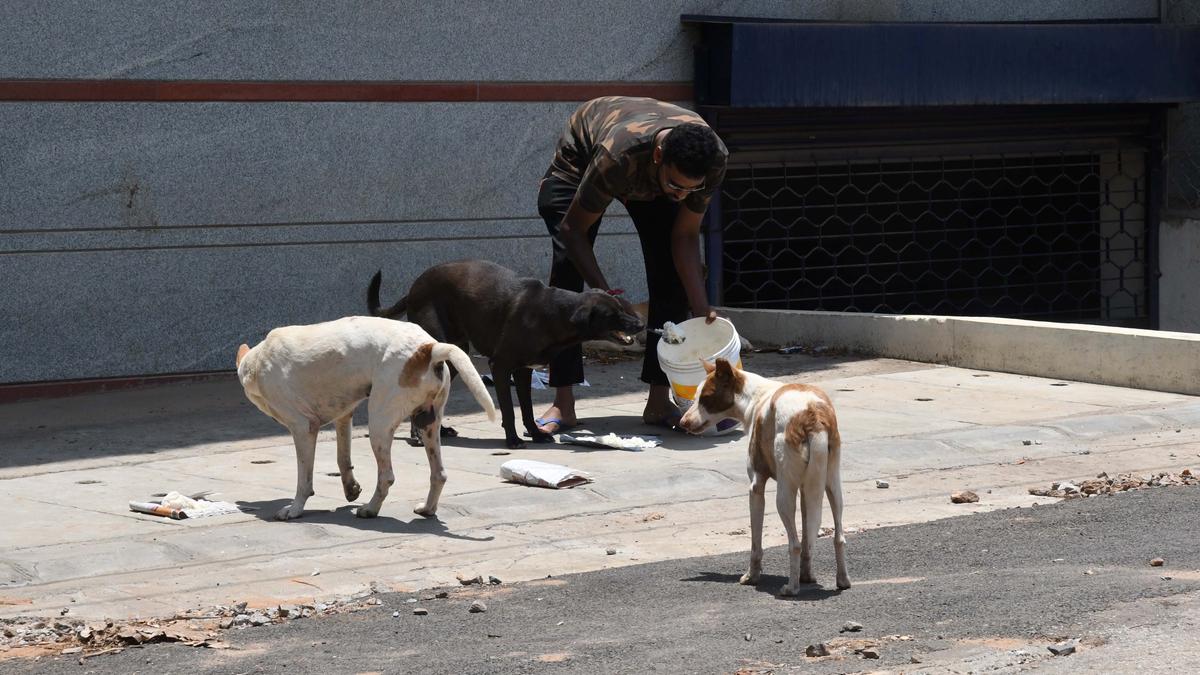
[{"xmin": 2, "ymin": 348, "xmax": 1198, "ymax": 621}]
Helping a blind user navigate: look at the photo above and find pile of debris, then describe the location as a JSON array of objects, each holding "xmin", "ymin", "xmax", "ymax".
[
  {"xmin": 0, "ymin": 595, "xmax": 386, "ymax": 661},
  {"xmin": 1030, "ymin": 469, "xmax": 1197, "ymax": 499},
  {"xmin": 0, "ymin": 614, "xmax": 225, "ymax": 661}
]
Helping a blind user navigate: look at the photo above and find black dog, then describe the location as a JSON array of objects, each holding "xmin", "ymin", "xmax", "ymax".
[{"xmin": 367, "ymin": 260, "xmax": 644, "ymax": 448}]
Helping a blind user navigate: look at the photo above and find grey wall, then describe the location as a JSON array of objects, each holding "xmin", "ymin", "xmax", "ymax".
[
  {"xmin": 0, "ymin": 1, "xmax": 1167, "ymax": 383},
  {"xmin": 1159, "ymin": 216, "xmax": 1200, "ymax": 333}
]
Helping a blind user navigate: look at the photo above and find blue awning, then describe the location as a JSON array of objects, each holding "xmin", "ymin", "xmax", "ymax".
[{"xmin": 683, "ymin": 18, "xmax": 1200, "ymax": 108}]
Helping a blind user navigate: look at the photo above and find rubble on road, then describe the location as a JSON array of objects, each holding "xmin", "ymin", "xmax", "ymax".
[
  {"xmin": 0, "ymin": 591, "xmax": 408, "ymax": 661},
  {"xmin": 1029, "ymin": 470, "xmax": 1199, "ymax": 499},
  {"xmin": 951, "ymin": 490, "xmax": 980, "ymax": 504}
]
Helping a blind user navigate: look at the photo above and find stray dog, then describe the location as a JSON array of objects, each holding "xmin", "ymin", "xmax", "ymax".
[
  {"xmin": 236, "ymin": 316, "xmax": 496, "ymax": 521},
  {"xmin": 367, "ymin": 260, "xmax": 644, "ymax": 449},
  {"xmin": 679, "ymin": 359, "xmax": 850, "ymax": 594}
]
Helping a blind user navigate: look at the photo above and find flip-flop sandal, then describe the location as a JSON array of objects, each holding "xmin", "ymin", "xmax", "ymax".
[{"xmin": 532, "ymin": 417, "xmax": 578, "ymax": 434}]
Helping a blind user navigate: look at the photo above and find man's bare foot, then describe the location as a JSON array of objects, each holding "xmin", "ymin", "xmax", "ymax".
[
  {"xmin": 642, "ymin": 400, "xmax": 683, "ymax": 429},
  {"xmin": 536, "ymin": 405, "xmax": 577, "ymax": 434}
]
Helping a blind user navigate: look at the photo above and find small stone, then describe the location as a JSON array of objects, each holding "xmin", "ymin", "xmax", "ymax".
[
  {"xmin": 413, "ymin": 608, "xmax": 429, "ymax": 616},
  {"xmin": 1022, "ymin": 440, "xmax": 1033, "ymax": 446},
  {"xmin": 876, "ymin": 479, "xmax": 890, "ymax": 489},
  {"xmin": 233, "ymin": 601, "xmax": 248, "ymax": 614},
  {"xmin": 951, "ymin": 490, "xmax": 979, "ymax": 504},
  {"xmin": 392, "ymin": 611, "xmax": 400, "ymax": 618},
  {"xmin": 806, "ymin": 643, "xmax": 830, "ymax": 657},
  {"xmin": 435, "ymin": 591, "xmax": 449, "ymax": 599},
  {"xmin": 860, "ymin": 647, "xmax": 880, "ymax": 659},
  {"xmin": 219, "ymin": 618, "xmax": 234, "ymax": 629},
  {"xmin": 488, "ymin": 576, "xmax": 502, "ymax": 585},
  {"xmin": 841, "ymin": 620, "xmax": 864, "ymax": 633},
  {"xmin": 911, "ymin": 655, "xmax": 922, "ymax": 663},
  {"xmin": 59, "ymin": 608, "xmax": 70, "ymax": 616},
  {"xmin": 1151, "ymin": 558, "xmax": 1165, "ymax": 567},
  {"xmin": 77, "ymin": 627, "xmax": 92, "ymax": 641},
  {"xmin": 1052, "ymin": 558, "xmax": 1065, "ymax": 563},
  {"xmin": 1162, "ymin": 575, "xmax": 1173, "ymax": 581},
  {"xmin": 1084, "ymin": 569, "xmax": 1095, "ymax": 575},
  {"xmin": 311, "ymin": 569, "xmax": 320, "ymax": 576},
  {"xmin": 405, "ymin": 598, "xmax": 418, "ymax": 603},
  {"xmin": 1048, "ymin": 641, "xmax": 1076, "ymax": 656},
  {"xmin": 457, "ymin": 574, "xmax": 484, "ymax": 586},
  {"xmin": 62, "ymin": 647, "xmax": 83, "ymax": 655},
  {"xmin": 366, "ymin": 598, "xmax": 382, "ymax": 606},
  {"xmin": 249, "ymin": 613, "xmax": 270, "ymax": 626},
  {"xmin": 469, "ymin": 600, "xmax": 487, "ymax": 613},
  {"xmin": 606, "ymin": 548, "xmax": 617, "ymax": 555}
]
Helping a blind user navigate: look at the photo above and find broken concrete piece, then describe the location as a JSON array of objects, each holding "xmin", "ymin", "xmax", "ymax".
[{"xmin": 1048, "ymin": 641, "xmax": 1077, "ymax": 656}]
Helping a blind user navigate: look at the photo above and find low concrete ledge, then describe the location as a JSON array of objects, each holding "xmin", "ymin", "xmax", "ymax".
[{"xmin": 720, "ymin": 308, "xmax": 1200, "ymax": 396}]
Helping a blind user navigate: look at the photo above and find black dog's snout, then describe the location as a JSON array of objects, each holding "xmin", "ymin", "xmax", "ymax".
[{"xmin": 623, "ymin": 313, "xmax": 645, "ymax": 332}]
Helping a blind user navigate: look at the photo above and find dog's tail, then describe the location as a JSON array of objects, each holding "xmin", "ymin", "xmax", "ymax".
[
  {"xmin": 367, "ymin": 270, "xmax": 409, "ymax": 319},
  {"xmin": 431, "ymin": 342, "xmax": 497, "ymax": 423}
]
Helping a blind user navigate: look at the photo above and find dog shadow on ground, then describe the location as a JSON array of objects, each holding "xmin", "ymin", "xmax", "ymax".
[
  {"xmin": 236, "ymin": 498, "xmax": 494, "ymax": 542},
  {"xmin": 680, "ymin": 570, "xmax": 843, "ymax": 601}
]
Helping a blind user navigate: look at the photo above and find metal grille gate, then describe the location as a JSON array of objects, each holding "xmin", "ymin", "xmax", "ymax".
[{"xmin": 707, "ymin": 109, "xmax": 1158, "ymax": 328}]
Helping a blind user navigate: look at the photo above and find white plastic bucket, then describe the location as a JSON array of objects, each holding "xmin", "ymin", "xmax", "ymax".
[{"xmin": 656, "ymin": 316, "xmax": 742, "ymax": 434}]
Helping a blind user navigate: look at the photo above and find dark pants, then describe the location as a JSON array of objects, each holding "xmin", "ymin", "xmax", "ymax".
[{"xmin": 538, "ymin": 176, "xmax": 690, "ymax": 388}]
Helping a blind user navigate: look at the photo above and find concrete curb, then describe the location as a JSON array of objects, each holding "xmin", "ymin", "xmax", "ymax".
[{"xmin": 720, "ymin": 308, "xmax": 1200, "ymax": 396}]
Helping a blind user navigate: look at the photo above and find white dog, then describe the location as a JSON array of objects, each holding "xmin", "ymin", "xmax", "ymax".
[
  {"xmin": 679, "ymin": 358, "xmax": 850, "ymax": 594},
  {"xmin": 236, "ymin": 316, "xmax": 496, "ymax": 521}
]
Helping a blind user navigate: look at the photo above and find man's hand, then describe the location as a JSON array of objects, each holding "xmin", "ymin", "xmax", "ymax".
[{"xmin": 704, "ymin": 308, "xmax": 718, "ymax": 324}]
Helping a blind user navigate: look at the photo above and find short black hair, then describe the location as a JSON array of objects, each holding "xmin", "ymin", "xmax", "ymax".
[{"xmin": 661, "ymin": 123, "xmax": 722, "ymax": 179}]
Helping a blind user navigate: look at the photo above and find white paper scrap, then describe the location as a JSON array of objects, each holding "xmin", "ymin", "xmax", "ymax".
[{"xmin": 499, "ymin": 459, "xmax": 593, "ymax": 489}]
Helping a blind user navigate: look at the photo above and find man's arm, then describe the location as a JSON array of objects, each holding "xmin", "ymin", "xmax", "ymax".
[
  {"xmin": 558, "ymin": 197, "xmax": 610, "ymax": 291},
  {"xmin": 671, "ymin": 206, "xmax": 717, "ymax": 323}
]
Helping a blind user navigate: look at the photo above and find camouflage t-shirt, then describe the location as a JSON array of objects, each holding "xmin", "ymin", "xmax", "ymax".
[{"xmin": 545, "ymin": 96, "xmax": 728, "ymax": 215}]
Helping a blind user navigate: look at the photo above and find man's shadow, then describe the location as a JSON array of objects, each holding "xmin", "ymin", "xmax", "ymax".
[
  {"xmin": 236, "ymin": 498, "xmax": 493, "ymax": 542},
  {"xmin": 681, "ymin": 570, "xmax": 842, "ymax": 602}
]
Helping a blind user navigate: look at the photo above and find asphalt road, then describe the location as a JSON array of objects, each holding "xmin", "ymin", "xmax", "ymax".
[{"xmin": 10, "ymin": 485, "xmax": 1200, "ymax": 675}]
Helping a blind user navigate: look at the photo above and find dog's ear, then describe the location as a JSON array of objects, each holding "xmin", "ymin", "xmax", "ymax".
[
  {"xmin": 569, "ymin": 301, "xmax": 592, "ymax": 329},
  {"xmin": 700, "ymin": 359, "xmax": 716, "ymax": 373},
  {"xmin": 714, "ymin": 358, "xmax": 734, "ymax": 379}
]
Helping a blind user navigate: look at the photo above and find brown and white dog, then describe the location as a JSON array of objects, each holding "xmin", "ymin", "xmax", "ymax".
[
  {"xmin": 679, "ymin": 358, "xmax": 850, "ymax": 594},
  {"xmin": 236, "ymin": 316, "xmax": 496, "ymax": 521}
]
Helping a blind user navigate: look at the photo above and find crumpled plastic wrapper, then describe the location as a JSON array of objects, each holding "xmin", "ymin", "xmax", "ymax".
[{"xmin": 499, "ymin": 459, "xmax": 593, "ymax": 489}]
